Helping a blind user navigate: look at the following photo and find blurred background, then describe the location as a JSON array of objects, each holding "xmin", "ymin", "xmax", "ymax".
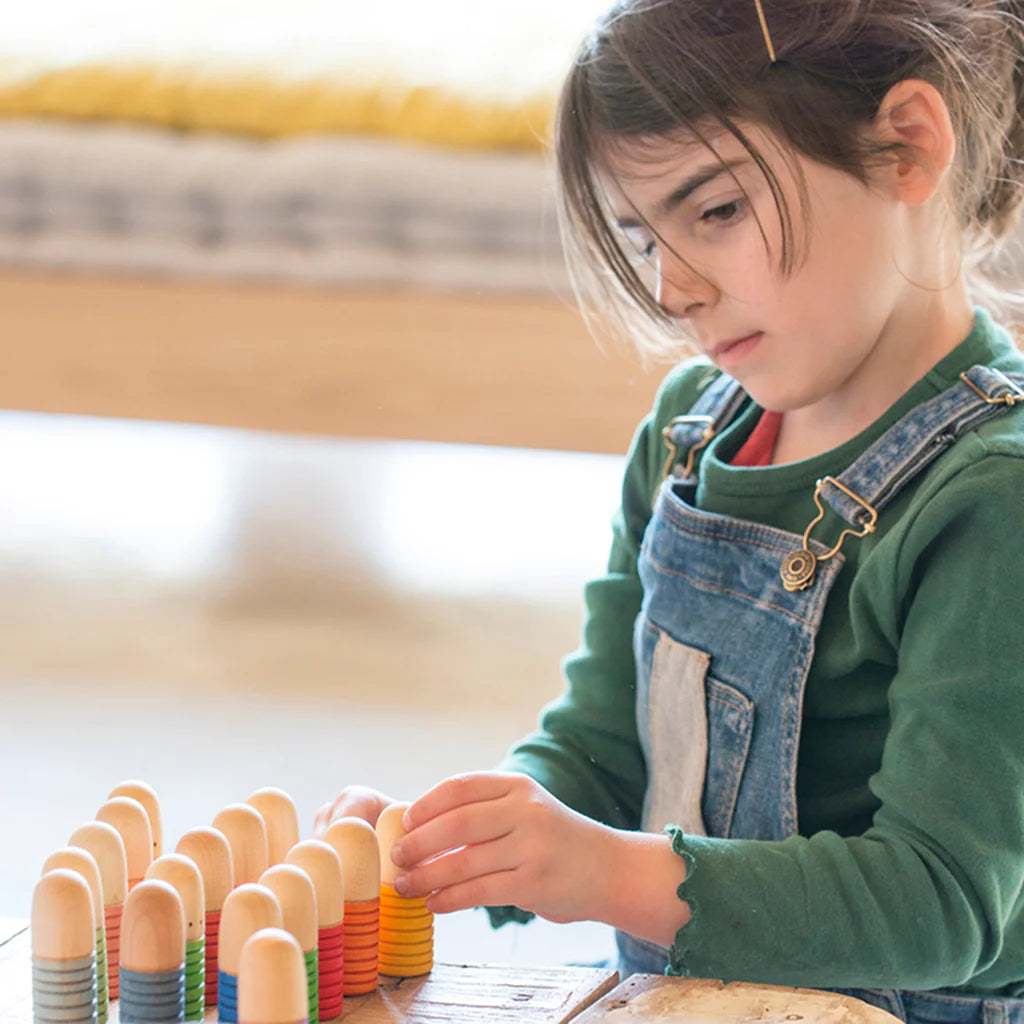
[
  {"xmin": 0, "ymin": 0, "xmax": 658, "ymax": 968},
  {"xmin": 1, "ymin": 0, "xmax": 1021, "ymax": 971}
]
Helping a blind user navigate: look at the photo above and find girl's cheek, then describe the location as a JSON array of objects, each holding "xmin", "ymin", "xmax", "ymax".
[{"xmin": 708, "ymin": 235, "xmax": 770, "ymax": 289}]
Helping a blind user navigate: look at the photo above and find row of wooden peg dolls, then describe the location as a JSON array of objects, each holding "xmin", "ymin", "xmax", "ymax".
[{"xmin": 32, "ymin": 779, "xmax": 434, "ymax": 1024}]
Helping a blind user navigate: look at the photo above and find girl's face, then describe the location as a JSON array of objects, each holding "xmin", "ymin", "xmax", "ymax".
[{"xmin": 600, "ymin": 124, "xmax": 964, "ymax": 420}]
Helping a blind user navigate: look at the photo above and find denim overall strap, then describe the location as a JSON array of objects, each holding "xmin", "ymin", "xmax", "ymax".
[
  {"xmin": 818, "ymin": 367, "xmax": 1024, "ymax": 526},
  {"xmin": 661, "ymin": 373, "xmax": 747, "ymax": 487}
]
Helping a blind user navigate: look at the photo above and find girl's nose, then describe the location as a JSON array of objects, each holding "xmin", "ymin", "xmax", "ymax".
[{"xmin": 655, "ymin": 256, "xmax": 717, "ymax": 320}]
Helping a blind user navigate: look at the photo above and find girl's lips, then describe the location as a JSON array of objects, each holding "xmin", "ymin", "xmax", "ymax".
[{"xmin": 712, "ymin": 332, "xmax": 763, "ymax": 369}]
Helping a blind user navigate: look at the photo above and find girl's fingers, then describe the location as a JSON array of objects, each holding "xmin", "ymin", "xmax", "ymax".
[
  {"xmin": 313, "ymin": 788, "xmax": 394, "ymax": 836},
  {"xmin": 404, "ymin": 772, "xmax": 520, "ymax": 830},
  {"xmin": 396, "ymin": 836, "xmax": 520, "ymax": 901},
  {"xmin": 395, "ymin": 799, "xmax": 512, "ymax": 868},
  {"xmin": 423, "ymin": 869, "xmax": 521, "ymax": 915},
  {"xmin": 336, "ymin": 791, "xmax": 390, "ymax": 826},
  {"xmin": 313, "ymin": 801, "xmax": 333, "ymax": 837}
]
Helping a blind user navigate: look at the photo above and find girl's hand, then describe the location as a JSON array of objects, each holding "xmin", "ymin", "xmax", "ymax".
[
  {"xmin": 313, "ymin": 785, "xmax": 397, "ymax": 837},
  {"xmin": 388, "ymin": 771, "xmax": 621, "ymax": 925}
]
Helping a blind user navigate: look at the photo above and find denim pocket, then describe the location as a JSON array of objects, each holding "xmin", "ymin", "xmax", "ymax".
[
  {"xmin": 639, "ymin": 624, "xmax": 755, "ymax": 839},
  {"xmin": 703, "ymin": 675, "xmax": 754, "ymax": 837},
  {"xmin": 643, "ymin": 628, "xmax": 711, "ymax": 836}
]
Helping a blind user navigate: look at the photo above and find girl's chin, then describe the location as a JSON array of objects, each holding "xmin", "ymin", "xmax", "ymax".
[{"xmin": 734, "ymin": 378, "xmax": 805, "ymax": 415}]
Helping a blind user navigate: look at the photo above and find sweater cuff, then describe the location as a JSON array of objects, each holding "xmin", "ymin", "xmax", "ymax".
[
  {"xmin": 666, "ymin": 826, "xmax": 701, "ymax": 977},
  {"xmin": 485, "ymin": 904, "xmax": 535, "ymax": 928}
]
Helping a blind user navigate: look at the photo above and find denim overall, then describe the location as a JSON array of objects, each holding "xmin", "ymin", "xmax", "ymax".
[{"xmin": 615, "ymin": 365, "xmax": 1024, "ymax": 1024}]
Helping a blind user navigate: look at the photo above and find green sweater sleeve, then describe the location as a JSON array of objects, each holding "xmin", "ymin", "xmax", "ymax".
[{"xmin": 669, "ymin": 442, "xmax": 1024, "ymax": 994}]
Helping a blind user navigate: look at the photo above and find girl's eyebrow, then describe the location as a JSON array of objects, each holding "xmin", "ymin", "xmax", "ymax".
[{"xmin": 615, "ymin": 158, "xmax": 750, "ymax": 229}]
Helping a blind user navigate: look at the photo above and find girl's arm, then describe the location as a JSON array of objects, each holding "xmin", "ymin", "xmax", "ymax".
[{"xmin": 389, "ymin": 770, "xmax": 691, "ymax": 944}]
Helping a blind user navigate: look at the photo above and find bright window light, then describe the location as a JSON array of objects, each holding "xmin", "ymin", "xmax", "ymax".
[
  {"xmin": 3, "ymin": 1, "xmax": 611, "ymax": 98},
  {"xmin": 0, "ymin": 412, "xmax": 233, "ymax": 580}
]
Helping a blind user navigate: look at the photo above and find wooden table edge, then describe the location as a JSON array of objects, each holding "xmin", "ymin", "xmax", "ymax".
[{"xmin": 0, "ymin": 919, "xmax": 28, "ymax": 948}]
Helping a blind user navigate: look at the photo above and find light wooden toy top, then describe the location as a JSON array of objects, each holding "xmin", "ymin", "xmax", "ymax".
[
  {"xmin": 258, "ymin": 864, "xmax": 318, "ymax": 954},
  {"xmin": 41, "ymin": 848, "xmax": 103, "ymax": 931},
  {"xmin": 121, "ymin": 878, "xmax": 185, "ymax": 973},
  {"xmin": 96, "ymin": 796, "xmax": 154, "ymax": 884},
  {"xmin": 284, "ymin": 840, "xmax": 344, "ymax": 928},
  {"xmin": 68, "ymin": 820, "xmax": 128, "ymax": 906},
  {"xmin": 238, "ymin": 927, "xmax": 308, "ymax": 1024},
  {"xmin": 145, "ymin": 853, "xmax": 206, "ymax": 944},
  {"xmin": 31, "ymin": 869, "xmax": 95, "ymax": 962},
  {"xmin": 246, "ymin": 788, "xmax": 299, "ymax": 867},
  {"xmin": 175, "ymin": 826, "xmax": 234, "ymax": 911},
  {"xmin": 324, "ymin": 818, "xmax": 380, "ymax": 902},
  {"xmin": 213, "ymin": 804, "xmax": 270, "ymax": 886},
  {"xmin": 219, "ymin": 883, "xmax": 284, "ymax": 977},
  {"xmin": 109, "ymin": 780, "xmax": 163, "ymax": 859},
  {"xmin": 375, "ymin": 802, "xmax": 411, "ymax": 886}
]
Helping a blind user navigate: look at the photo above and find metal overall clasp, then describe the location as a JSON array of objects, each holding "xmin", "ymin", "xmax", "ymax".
[
  {"xmin": 661, "ymin": 415, "xmax": 716, "ymax": 482},
  {"xmin": 958, "ymin": 369, "xmax": 1024, "ymax": 406},
  {"xmin": 780, "ymin": 476, "xmax": 878, "ymax": 592}
]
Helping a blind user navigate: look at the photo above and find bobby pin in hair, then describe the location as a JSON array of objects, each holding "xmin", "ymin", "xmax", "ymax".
[{"xmin": 753, "ymin": 0, "xmax": 777, "ymax": 62}]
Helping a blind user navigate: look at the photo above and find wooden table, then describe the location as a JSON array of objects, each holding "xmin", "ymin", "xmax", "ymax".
[
  {"xmin": 2, "ymin": 919, "xmax": 899, "ymax": 1024},
  {"xmin": 3, "ymin": 917, "xmax": 618, "ymax": 1023}
]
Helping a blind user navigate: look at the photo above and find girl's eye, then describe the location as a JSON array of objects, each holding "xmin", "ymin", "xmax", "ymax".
[
  {"xmin": 622, "ymin": 229, "xmax": 657, "ymax": 264},
  {"xmin": 700, "ymin": 199, "xmax": 744, "ymax": 224}
]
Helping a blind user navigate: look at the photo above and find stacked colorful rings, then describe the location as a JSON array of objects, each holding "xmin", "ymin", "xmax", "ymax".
[
  {"xmin": 184, "ymin": 936, "xmax": 205, "ymax": 1021},
  {"xmin": 317, "ymin": 922, "xmax": 344, "ymax": 1020},
  {"xmin": 94, "ymin": 925, "xmax": 109, "ymax": 1023},
  {"xmin": 204, "ymin": 909, "xmax": 221, "ymax": 1005},
  {"xmin": 32, "ymin": 952, "xmax": 98, "ymax": 1024},
  {"xmin": 378, "ymin": 884, "xmax": 432, "ymax": 977},
  {"xmin": 304, "ymin": 949, "xmax": 319, "ymax": 1024},
  {"xmin": 218, "ymin": 969, "xmax": 239, "ymax": 1023},
  {"xmin": 102, "ymin": 904, "xmax": 123, "ymax": 1000},
  {"xmin": 342, "ymin": 898, "xmax": 379, "ymax": 996},
  {"xmin": 119, "ymin": 965, "xmax": 186, "ymax": 1023}
]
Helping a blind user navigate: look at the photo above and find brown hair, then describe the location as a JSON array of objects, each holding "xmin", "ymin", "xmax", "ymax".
[{"xmin": 555, "ymin": 0, "xmax": 1024, "ymax": 357}]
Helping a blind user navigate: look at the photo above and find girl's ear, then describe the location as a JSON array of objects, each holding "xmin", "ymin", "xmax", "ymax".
[{"xmin": 873, "ymin": 79, "xmax": 956, "ymax": 205}]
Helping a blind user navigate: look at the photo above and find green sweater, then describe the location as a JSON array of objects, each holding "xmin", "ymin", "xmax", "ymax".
[{"xmin": 502, "ymin": 309, "xmax": 1024, "ymax": 995}]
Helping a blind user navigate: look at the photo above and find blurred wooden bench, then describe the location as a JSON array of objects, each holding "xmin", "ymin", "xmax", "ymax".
[{"xmin": 0, "ymin": 271, "xmax": 664, "ymax": 455}]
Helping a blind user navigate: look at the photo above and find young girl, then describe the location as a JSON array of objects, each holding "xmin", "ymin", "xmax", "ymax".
[{"xmin": 317, "ymin": 1, "xmax": 1024, "ymax": 1017}]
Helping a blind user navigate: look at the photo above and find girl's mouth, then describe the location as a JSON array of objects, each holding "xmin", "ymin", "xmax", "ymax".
[{"xmin": 712, "ymin": 332, "xmax": 763, "ymax": 369}]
